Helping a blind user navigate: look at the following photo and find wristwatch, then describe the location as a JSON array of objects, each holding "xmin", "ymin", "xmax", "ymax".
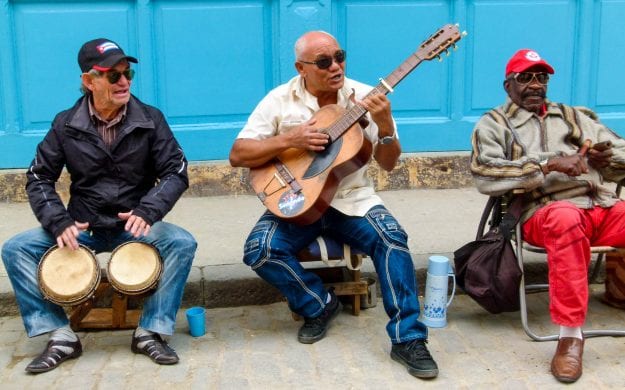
[
  {"xmin": 378, "ymin": 131, "xmax": 397, "ymax": 145},
  {"xmin": 539, "ymin": 158, "xmax": 550, "ymax": 174}
]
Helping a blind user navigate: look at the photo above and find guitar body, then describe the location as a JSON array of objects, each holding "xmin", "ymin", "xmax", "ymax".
[{"xmin": 249, "ymin": 104, "xmax": 373, "ymax": 225}]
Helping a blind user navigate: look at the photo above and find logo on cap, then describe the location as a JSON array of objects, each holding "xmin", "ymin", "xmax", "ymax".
[
  {"xmin": 96, "ymin": 42, "xmax": 120, "ymax": 54},
  {"xmin": 525, "ymin": 51, "xmax": 541, "ymax": 62}
]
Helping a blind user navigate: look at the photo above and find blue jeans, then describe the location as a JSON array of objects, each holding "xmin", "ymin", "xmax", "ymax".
[
  {"xmin": 1, "ymin": 222, "xmax": 197, "ymax": 337},
  {"xmin": 242, "ymin": 205, "xmax": 427, "ymax": 344}
]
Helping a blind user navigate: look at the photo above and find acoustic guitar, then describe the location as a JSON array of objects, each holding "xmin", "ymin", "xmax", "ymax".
[{"xmin": 249, "ymin": 24, "xmax": 465, "ymax": 225}]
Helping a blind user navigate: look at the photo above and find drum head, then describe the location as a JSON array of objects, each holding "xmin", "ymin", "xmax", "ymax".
[
  {"xmin": 38, "ymin": 245, "xmax": 100, "ymax": 306},
  {"xmin": 108, "ymin": 242, "xmax": 162, "ymax": 294}
]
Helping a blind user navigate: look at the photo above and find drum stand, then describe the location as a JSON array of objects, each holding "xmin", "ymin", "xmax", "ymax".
[{"xmin": 69, "ymin": 276, "xmax": 141, "ymax": 331}]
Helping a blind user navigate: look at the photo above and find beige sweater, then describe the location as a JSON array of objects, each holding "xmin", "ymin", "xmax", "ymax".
[{"xmin": 471, "ymin": 98, "xmax": 625, "ymax": 221}]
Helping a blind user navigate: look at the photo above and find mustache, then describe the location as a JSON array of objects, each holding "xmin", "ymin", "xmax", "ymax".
[{"xmin": 522, "ymin": 90, "xmax": 546, "ymax": 99}]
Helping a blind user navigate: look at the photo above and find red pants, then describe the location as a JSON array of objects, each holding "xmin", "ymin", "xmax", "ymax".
[{"xmin": 523, "ymin": 200, "xmax": 625, "ymax": 326}]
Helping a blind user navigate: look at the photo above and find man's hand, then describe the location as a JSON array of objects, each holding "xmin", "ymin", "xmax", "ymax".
[
  {"xmin": 544, "ymin": 154, "xmax": 589, "ymax": 176},
  {"xmin": 56, "ymin": 221, "xmax": 89, "ymax": 250},
  {"xmin": 587, "ymin": 141, "xmax": 613, "ymax": 169},
  {"xmin": 118, "ymin": 211, "xmax": 151, "ymax": 238},
  {"xmin": 285, "ymin": 118, "xmax": 329, "ymax": 151},
  {"xmin": 358, "ymin": 94, "xmax": 393, "ymax": 131}
]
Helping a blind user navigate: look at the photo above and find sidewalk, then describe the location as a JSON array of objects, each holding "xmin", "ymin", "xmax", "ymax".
[
  {"xmin": 1, "ymin": 189, "xmax": 625, "ymax": 387},
  {"xmin": 1, "ymin": 287, "xmax": 624, "ymax": 388}
]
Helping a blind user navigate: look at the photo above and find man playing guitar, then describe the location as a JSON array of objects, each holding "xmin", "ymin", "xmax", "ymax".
[{"xmin": 229, "ymin": 30, "xmax": 439, "ymax": 379}]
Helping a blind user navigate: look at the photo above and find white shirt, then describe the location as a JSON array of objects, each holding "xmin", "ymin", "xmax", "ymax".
[{"xmin": 237, "ymin": 75, "xmax": 398, "ymax": 216}]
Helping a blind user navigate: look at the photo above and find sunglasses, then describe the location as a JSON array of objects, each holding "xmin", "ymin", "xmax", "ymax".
[
  {"xmin": 510, "ymin": 72, "xmax": 549, "ymax": 85},
  {"xmin": 299, "ymin": 50, "xmax": 346, "ymax": 70},
  {"xmin": 101, "ymin": 69, "xmax": 135, "ymax": 84}
]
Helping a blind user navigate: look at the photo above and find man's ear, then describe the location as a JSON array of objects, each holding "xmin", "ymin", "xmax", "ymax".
[
  {"xmin": 503, "ymin": 79, "xmax": 510, "ymax": 94},
  {"xmin": 294, "ymin": 61, "xmax": 305, "ymax": 76},
  {"xmin": 81, "ymin": 73, "xmax": 94, "ymax": 92}
]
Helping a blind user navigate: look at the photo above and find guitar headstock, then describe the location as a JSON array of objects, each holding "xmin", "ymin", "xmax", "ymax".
[{"xmin": 417, "ymin": 24, "xmax": 466, "ymax": 61}]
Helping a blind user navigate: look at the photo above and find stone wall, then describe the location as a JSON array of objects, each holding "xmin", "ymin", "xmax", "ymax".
[{"xmin": 0, "ymin": 152, "xmax": 472, "ymax": 203}]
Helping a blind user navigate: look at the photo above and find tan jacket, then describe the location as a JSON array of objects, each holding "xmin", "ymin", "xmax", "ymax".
[{"xmin": 471, "ymin": 98, "xmax": 625, "ymax": 221}]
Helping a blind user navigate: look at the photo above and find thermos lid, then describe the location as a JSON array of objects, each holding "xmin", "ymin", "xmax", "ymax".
[{"xmin": 427, "ymin": 255, "xmax": 451, "ymax": 275}]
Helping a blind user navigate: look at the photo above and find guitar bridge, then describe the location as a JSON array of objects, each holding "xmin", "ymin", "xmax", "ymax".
[{"xmin": 257, "ymin": 172, "xmax": 287, "ymax": 202}]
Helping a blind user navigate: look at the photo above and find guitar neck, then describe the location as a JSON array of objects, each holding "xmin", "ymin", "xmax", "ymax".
[{"xmin": 327, "ymin": 54, "xmax": 425, "ymax": 142}]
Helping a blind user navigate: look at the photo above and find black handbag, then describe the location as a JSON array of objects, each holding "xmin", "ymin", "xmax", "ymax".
[{"xmin": 453, "ymin": 196, "xmax": 523, "ymax": 314}]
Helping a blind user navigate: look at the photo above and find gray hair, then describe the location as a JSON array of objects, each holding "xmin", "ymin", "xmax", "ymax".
[
  {"xmin": 79, "ymin": 69, "xmax": 102, "ymax": 94},
  {"xmin": 294, "ymin": 31, "xmax": 337, "ymax": 60}
]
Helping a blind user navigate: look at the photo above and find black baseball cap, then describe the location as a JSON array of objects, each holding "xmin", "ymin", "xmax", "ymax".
[{"xmin": 78, "ymin": 38, "xmax": 138, "ymax": 73}]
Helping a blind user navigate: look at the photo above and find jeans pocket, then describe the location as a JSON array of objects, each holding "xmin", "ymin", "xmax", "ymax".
[
  {"xmin": 243, "ymin": 220, "xmax": 275, "ymax": 267},
  {"xmin": 367, "ymin": 207, "xmax": 409, "ymax": 248}
]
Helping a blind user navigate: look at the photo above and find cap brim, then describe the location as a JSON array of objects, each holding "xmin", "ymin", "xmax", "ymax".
[{"xmin": 92, "ymin": 54, "xmax": 138, "ymax": 71}]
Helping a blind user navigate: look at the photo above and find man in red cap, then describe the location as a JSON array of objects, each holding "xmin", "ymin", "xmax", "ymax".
[
  {"xmin": 470, "ymin": 48, "xmax": 625, "ymax": 383},
  {"xmin": 1, "ymin": 38, "xmax": 197, "ymax": 373}
]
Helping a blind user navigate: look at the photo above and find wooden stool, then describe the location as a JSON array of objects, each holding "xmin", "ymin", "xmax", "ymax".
[
  {"xmin": 296, "ymin": 236, "xmax": 369, "ymax": 316},
  {"xmin": 69, "ymin": 275, "xmax": 142, "ymax": 331}
]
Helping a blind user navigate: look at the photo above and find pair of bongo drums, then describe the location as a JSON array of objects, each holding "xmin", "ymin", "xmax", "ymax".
[{"xmin": 38, "ymin": 242, "xmax": 162, "ymax": 306}]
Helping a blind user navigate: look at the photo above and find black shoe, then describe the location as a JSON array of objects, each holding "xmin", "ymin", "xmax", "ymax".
[
  {"xmin": 297, "ymin": 289, "xmax": 342, "ymax": 344},
  {"xmin": 25, "ymin": 339, "xmax": 82, "ymax": 373},
  {"xmin": 391, "ymin": 339, "xmax": 439, "ymax": 379},
  {"xmin": 131, "ymin": 333, "xmax": 179, "ymax": 365}
]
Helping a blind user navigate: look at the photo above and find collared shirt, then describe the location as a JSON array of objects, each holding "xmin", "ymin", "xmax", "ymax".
[
  {"xmin": 88, "ymin": 97, "xmax": 127, "ymax": 149},
  {"xmin": 237, "ymin": 75, "xmax": 398, "ymax": 216}
]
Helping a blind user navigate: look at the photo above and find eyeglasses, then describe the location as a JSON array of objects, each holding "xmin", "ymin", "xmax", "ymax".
[
  {"xmin": 298, "ymin": 50, "xmax": 346, "ymax": 70},
  {"xmin": 102, "ymin": 69, "xmax": 135, "ymax": 84},
  {"xmin": 510, "ymin": 72, "xmax": 549, "ymax": 85}
]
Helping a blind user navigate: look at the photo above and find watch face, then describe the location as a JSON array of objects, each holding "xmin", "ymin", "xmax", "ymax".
[{"xmin": 380, "ymin": 136, "xmax": 394, "ymax": 144}]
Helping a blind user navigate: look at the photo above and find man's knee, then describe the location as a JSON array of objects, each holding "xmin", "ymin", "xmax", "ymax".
[
  {"xmin": 1, "ymin": 235, "xmax": 29, "ymax": 266},
  {"xmin": 242, "ymin": 220, "xmax": 275, "ymax": 267},
  {"xmin": 366, "ymin": 207, "xmax": 409, "ymax": 249},
  {"xmin": 543, "ymin": 202, "xmax": 585, "ymax": 234}
]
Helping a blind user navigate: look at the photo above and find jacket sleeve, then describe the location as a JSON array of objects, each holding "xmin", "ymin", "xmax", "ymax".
[
  {"xmin": 470, "ymin": 113, "xmax": 544, "ymax": 196},
  {"xmin": 132, "ymin": 108, "xmax": 189, "ymax": 225},
  {"xmin": 25, "ymin": 118, "xmax": 76, "ymax": 237},
  {"xmin": 575, "ymin": 107, "xmax": 625, "ymax": 183}
]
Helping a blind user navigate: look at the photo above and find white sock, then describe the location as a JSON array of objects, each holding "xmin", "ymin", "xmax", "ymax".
[
  {"xmin": 326, "ymin": 292, "xmax": 331, "ymax": 304},
  {"xmin": 559, "ymin": 325, "xmax": 583, "ymax": 339},
  {"xmin": 49, "ymin": 325, "xmax": 78, "ymax": 354},
  {"xmin": 135, "ymin": 326, "xmax": 156, "ymax": 348}
]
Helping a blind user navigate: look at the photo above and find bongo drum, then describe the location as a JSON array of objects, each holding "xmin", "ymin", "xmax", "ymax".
[
  {"xmin": 107, "ymin": 242, "xmax": 162, "ymax": 295},
  {"xmin": 38, "ymin": 245, "xmax": 100, "ymax": 306}
]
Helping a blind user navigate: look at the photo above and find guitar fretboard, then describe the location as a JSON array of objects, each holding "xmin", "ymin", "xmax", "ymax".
[{"xmin": 326, "ymin": 54, "xmax": 425, "ymax": 142}]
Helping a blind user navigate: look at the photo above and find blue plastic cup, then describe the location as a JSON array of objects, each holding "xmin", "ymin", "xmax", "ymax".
[{"xmin": 186, "ymin": 306, "xmax": 206, "ymax": 337}]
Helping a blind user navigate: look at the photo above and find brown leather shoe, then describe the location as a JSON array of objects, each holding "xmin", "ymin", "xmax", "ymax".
[{"xmin": 551, "ymin": 337, "xmax": 584, "ymax": 383}]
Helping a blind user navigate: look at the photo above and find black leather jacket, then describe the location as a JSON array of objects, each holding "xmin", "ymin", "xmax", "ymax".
[{"xmin": 26, "ymin": 94, "xmax": 189, "ymax": 237}]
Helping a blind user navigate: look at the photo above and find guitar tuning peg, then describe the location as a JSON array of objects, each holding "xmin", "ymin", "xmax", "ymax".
[
  {"xmin": 453, "ymin": 44, "xmax": 458, "ymax": 51},
  {"xmin": 446, "ymin": 50, "xmax": 451, "ymax": 56},
  {"xmin": 455, "ymin": 23, "xmax": 460, "ymax": 27},
  {"xmin": 437, "ymin": 55, "xmax": 442, "ymax": 62},
  {"xmin": 462, "ymin": 31, "xmax": 468, "ymax": 37}
]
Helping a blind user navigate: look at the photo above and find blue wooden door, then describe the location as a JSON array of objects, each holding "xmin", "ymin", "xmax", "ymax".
[{"xmin": 1, "ymin": 0, "xmax": 624, "ymax": 168}]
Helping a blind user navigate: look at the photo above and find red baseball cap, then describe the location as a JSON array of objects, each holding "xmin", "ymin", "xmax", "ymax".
[{"xmin": 505, "ymin": 49, "xmax": 554, "ymax": 77}]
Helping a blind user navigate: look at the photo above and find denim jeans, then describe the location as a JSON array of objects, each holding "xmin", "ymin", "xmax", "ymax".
[
  {"xmin": 1, "ymin": 222, "xmax": 197, "ymax": 337},
  {"xmin": 242, "ymin": 205, "xmax": 427, "ymax": 344}
]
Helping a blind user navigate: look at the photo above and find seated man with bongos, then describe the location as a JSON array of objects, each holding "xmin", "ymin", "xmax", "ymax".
[{"xmin": 1, "ymin": 38, "xmax": 197, "ymax": 373}]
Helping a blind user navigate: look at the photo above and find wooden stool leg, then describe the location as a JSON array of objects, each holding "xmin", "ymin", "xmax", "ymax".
[
  {"xmin": 111, "ymin": 293, "xmax": 128, "ymax": 328},
  {"xmin": 70, "ymin": 278, "xmax": 141, "ymax": 330},
  {"xmin": 351, "ymin": 268, "xmax": 361, "ymax": 315}
]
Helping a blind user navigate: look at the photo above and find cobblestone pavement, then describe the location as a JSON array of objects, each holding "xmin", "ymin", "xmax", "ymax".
[{"xmin": 1, "ymin": 287, "xmax": 624, "ymax": 389}]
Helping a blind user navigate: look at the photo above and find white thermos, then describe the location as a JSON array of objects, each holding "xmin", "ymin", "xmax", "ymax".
[{"xmin": 421, "ymin": 255, "xmax": 455, "ymax": 328}]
